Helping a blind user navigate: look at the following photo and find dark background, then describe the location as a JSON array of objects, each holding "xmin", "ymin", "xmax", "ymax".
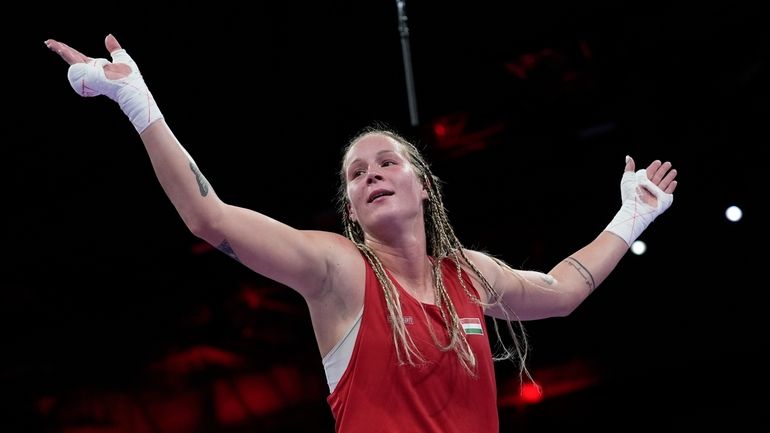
[{"xmin": 4, "ymin": 1, "xmax": 768, "ymax": 432}]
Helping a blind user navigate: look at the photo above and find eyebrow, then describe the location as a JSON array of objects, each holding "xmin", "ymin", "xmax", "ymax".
[{"xmin": 346, "ymin": 149, "xmax": 399, "ymax": 171}]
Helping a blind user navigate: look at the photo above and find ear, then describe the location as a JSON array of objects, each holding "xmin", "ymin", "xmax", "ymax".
[
  {"xmin": 421, "ymin": 188, "xmax": 429, "ymax": 201},
  {"xmin": 347, "ymin": 201, "xmax": 358, "ymax": 223},
  {"xmin": 421, "ymin": 175, "xmax": 431, "ymax": 201}
]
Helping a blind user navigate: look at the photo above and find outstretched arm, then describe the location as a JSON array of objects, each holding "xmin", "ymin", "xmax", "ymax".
[
  {"xmin": 469, "ymin": 156, "xmax": 678, "ymax": 321},
  {"xmin": 45, "ymin": 35, "xmax": 356, "ymax": 299}
]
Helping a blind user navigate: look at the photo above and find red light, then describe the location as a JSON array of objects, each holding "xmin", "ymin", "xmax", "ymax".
[
  {"xmin": 433, "ymin": 122, "xmax": 446, "ymax": 137},
  {"xmin": 520, "ymin": 382, "xmax": 543, "ymax": 404}
]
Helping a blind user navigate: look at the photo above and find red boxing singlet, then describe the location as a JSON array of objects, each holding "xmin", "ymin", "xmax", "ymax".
[{"xmin": 327, "ymin": 255, "xmax": 498, "ymax": 433}]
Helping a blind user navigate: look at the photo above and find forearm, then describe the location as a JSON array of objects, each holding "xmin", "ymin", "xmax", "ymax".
[
  {"xmin": 494, "ymin": 231, "xmax": 629, "ymax": 319},
  {"xmin": 139, "ymin": 119, "xmax": 223, "ymax": 233},
  {"xmin": 549, "ymin": 160, "xmax": 677, "ymax": 304},
  {"xmin": 473, "ymin": 238, "xmax": 625, "ymax": 320},
  {"xmin": 485, "ymin": 158, "xmax": 676, "ymax": 320},
  {"xmin": 549, "ymin": 231, "xmax": 628, "ymax": 296}
]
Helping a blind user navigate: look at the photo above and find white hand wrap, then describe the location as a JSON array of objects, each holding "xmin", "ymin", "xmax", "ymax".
[
  {"xmin": 67, "ymin": 49, "xmax": 163, "ymax": 133},
  {"xmin": 605, "ymin": 169, "xmax": 674, "ymax": 246}
]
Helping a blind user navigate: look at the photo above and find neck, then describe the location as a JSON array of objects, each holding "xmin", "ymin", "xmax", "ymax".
[{"xmin": 365, "ymin": 233, "xmax": 434, "ymax": 298}]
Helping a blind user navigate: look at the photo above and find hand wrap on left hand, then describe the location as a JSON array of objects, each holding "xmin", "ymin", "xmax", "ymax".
[{"xmin": 605, "ymin": 169, "xmax": 674, "ymax": 246}]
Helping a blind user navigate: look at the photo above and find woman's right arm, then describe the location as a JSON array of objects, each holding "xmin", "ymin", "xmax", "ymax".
[
  {"xmin": 46, "ymin": 35, "xmax": 356, "ymax": 300},
  {"xmin": 139, "ymin": 120, "xmax": 353, "ymax": 298}
]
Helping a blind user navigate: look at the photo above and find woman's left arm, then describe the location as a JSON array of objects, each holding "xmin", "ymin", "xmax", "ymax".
[{"xmin": 468, "ymin": 156, "xmax": 678, "ymax": 321}]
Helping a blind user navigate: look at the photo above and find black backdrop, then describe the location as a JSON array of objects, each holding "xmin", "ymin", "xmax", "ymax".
[{"xmin": 4, "ymin": 2, "xmax": 768, "ymax": 432}]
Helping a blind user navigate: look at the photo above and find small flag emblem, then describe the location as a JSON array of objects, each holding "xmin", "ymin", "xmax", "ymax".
[{"xmin": 460, "ymin": 318, "xmax": 483, "ymax": 335}]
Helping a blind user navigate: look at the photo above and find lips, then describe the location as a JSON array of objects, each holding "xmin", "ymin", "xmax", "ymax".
[{"xmin": 367, "ymin": 189, "xmax": 394, "ymax": 203}]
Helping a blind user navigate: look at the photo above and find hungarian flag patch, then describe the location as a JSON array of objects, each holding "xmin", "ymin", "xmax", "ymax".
[{"xmin": 460, "ymin": 317, "xmax": 483, "ymax": 335}]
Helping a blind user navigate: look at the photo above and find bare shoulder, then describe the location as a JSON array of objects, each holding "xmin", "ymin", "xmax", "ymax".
[
  {"xmin": 459, "ymin": 249, "xmax": 504, "ymax": 302},
  {"xmin": 299, "ymin": 231, "xmax": 367, "ymax": 355},
  {"xmin": 302, "ymin": 230, "xmax": 366, "ymax": 300},
  {"xmin": 302, "ymin": 230, "xmax": 363, "ymax": 274},
  {"xmin": 462, "ymin": 249, "xmax": 502, "ymax": 281}
]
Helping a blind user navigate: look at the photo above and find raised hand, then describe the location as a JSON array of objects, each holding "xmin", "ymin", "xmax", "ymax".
[
  {"xmin": 605, "ymin": 155, "xmax": 679, "ymax": 246},
  {"xmin": 45, "ymin": 34, "xmax": 163, "ymax": 133},
  {"xmin": 624, "ymin": 156, "xmax": 678, "ymax": 208}
]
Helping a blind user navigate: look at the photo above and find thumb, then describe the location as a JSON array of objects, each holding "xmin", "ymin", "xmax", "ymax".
[
  {"xmin": 105, "ymin": 34, "xmax": 122, "ymax": 54},
  {"xmin": 624, "ymin": 155, "xmax": 635, "ymax": 172}
]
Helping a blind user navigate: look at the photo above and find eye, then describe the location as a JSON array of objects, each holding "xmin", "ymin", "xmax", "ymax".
[
  {"xmin": 351, "ymin": 169, "xmax": 365, "ymax": 179},
  {"xmin": 381, "ymin": 160, "xmax": 396, "ymax": 167}
]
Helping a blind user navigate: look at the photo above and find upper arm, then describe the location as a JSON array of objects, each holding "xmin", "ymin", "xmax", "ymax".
[
  {"xmin": 463, "ymin": 249, "xmax": 589, "ymax": 321},
  {"xmin": 195, "ymin": 203, "xmax": 361, "ymax": 300}
]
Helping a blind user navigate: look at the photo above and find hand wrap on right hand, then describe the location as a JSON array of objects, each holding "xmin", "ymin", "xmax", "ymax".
[{"xmin": 67, "ymin": 49, "xmax": 163, "ymax": 133}]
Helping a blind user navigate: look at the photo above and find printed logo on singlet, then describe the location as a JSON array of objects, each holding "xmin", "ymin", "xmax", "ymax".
[
  {"xmin": 387, "ymin": 315, "xmax": 414, "ymax": 325},
  {"xmin": 460, "ymin": 317, "xmax": 483, "ymax": 335}
]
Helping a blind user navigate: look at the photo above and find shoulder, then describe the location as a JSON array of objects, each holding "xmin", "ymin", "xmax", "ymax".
[
  {"xmin": 455, "ymin": 249, "xmax": 505, "ymax": 303},
  {"xmin": 303, "ymin": 230, "xmax": 360, "ymax": 256},
  {"xmin": 303, "ymin": 230, "xmax": 367, "ymax": 299},
  {"xmin": 461, "ymin": 249, "xmax": 502, "ymax": 283}
]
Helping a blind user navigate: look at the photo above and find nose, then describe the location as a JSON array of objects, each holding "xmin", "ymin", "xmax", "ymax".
[{"xmin": 366, "ymin": 170, "xmax": 383, "ymax": 184}]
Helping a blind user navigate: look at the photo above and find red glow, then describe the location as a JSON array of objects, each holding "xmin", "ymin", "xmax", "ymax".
[
  {"xmin": 240, "ymin": 285, "xmax": 263, "ymax": 310},
  {"xmin": 190, "ymin": 241, "xmax": 214, "ymax": 255},
  {"xmin": 520, "ymin": 382, "xmax": 544, "ymax": 403},
  {"xmin": 148, "ymin": 345, "xmax": 243, "ymax": 375},
  {"xmin": 431, "ymin": 112, "xmax": 503, "ymax": 157},
  {"xmin": 142, "ymin": 391, "xmax": 203, "ymax": 433},
  {"xmin": 433, "ymin": 122, "xmax": 446, "ymax": 137},
  {"xmin": 238, "ymin": 283, "xmax": 302, "ymax": 314},
  {"xmin": 521, "ymin": 53, "xmax": 537, "ymax": 69},
  {"xmin": 498, "ymin": 358, "xmax": 601, "ymax": 408},
  {"xmin": 36, "ymin": 395, "xmax": 57, "ymax": 416},
  {"xmin": 214, "ymin": 366, "xmax": 305, "ymax": 424}
]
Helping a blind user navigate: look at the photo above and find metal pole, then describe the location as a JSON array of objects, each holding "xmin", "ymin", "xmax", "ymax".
[{"xmin": 396, "ymin": 0, "xmax": 419, "ymax": 126}]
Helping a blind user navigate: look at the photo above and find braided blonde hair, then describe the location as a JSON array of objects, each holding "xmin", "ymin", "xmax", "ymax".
[{"xmin": 337, "ymin": 125, "xmax": 533, "ymax": 380}]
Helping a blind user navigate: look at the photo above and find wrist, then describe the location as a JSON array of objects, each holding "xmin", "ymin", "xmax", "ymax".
[{"xmin": 116, "ymin": 84, "xmax": 163, "ymax": 133}]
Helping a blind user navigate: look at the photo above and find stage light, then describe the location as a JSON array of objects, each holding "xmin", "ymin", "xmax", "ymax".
[{"xmin": 725, "ymin": 205, "xmax": 743, "ymax": 222}]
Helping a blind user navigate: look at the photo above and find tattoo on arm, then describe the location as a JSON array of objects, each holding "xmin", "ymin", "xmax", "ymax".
[
  {"xmin": 564, "ymin": 257, "xmax": 596, "ymax": 292},
  {"xmin": 217, "ymin": 239, "xmax": 241, "ymax": 263},
  {"xmin": 190, "ymin": 162, "xmax": 209, "ymax": 197}
]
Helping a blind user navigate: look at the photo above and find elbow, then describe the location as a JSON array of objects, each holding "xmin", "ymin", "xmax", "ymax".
[
  {"xmin": 183, "ymin": 206, "xmax": 225, "ymax": 242},
  {"xmin": 186, "ymin": 217, "xmax": 210, "ymax": 240},
  {"xmin": 549, "ymin": 303, "xmax": 576, "ymax": 318},
  {"xmin": 552, "ymin": 290, "xmax": 590, "ymax": 317},
  {"xmin": 186, "ymin": 214, "xmax": 222, "ymax": 242},
  {"xmin": 555, "ymin": 302, "xmax": 580, "ymax": 317}
]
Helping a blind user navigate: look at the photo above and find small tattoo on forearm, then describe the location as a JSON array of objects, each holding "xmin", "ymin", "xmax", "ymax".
[
  {"xmin": 190, "ymin": 162, "xmax": 209, "ymax": 197},
  {"xmin": 217, "ymin": 239, "xmax": 241, "ymax": 263},
  {"xmin": 564, "ymin": 257, "xmax": 596, "ymax": 292}
]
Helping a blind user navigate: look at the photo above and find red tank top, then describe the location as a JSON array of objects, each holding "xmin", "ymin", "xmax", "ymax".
[{"xmin": 327, "ymin": 255, "xmax": 498, "ymax": 433}]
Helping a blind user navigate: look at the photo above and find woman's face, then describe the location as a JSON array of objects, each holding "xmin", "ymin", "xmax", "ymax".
[{"xmin": 343, "ymin": 133, "xmax": 428, "ymax": 232}]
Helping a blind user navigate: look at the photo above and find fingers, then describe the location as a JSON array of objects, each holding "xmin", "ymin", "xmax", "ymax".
[
  {"xmin": 624, "ymin": 155, "xmax": 636, "ymax": 172},
  {"xmin": 621, "ymin": 156, "xmax": 678, "ymax": 194},
  {"xmin": 646, "ymin": 160, "xmax": 678, "ymax": 193},
  {"xmin": 105, "ymin": 34, "xmax": 122, "ymax": 53},
  {"xmin": 645, "ymin": 159, "xmax": 663, "ymax": 180},
  {"xmin": 648, "ymin": 160, "xmax": 670, "ymax": 184},
  {"xmin": 45, "ymin": 39, "xmax": 92, "ymax": 65},
  {"xmin": 659, "ymin": 171, "xmax": 678, "ymax": 194},
  {"xmin": 46, "ymin": 35, "xmax": 130, "ymax": 80}
]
